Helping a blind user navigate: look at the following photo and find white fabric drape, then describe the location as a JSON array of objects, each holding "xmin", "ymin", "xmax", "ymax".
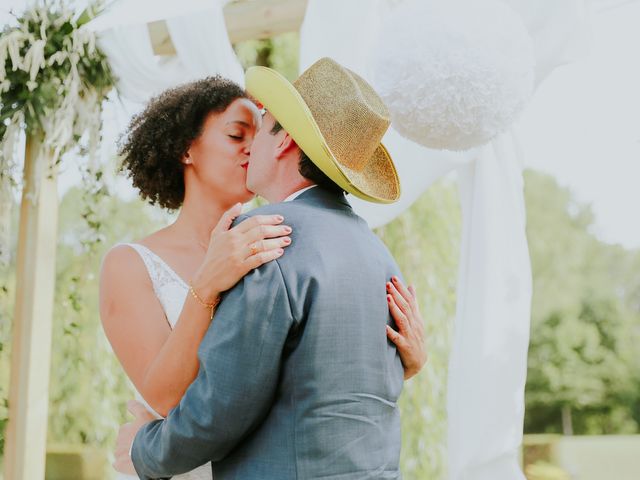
[
  {"xmin": 166, "ymin": 11, "xmax": 244, "ymax": 85},
  {"xmin": 300, "ymin": 1, "xmax": 589, "ymax": 479},
  {"xmin": 505, "ymin": 0, "xmax": 592, "ymax": 86},
  {"xmin": 449, "ymin": 132, "xmax": 532, "ymax": 480},
  {"xmin": 84, "ymin": 0, "xmax": 244, "ymax": 103}
]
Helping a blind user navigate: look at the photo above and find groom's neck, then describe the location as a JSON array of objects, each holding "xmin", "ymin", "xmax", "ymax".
[
  {"xmin": 264, "ymin": 178, "xmax": 316, "ymax": 204},
  {"xmin": 258, "ymin": 157, "xmax": 315, "ymax": 203}
]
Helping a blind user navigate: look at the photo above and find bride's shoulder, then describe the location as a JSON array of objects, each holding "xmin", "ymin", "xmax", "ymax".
[
  {"xmin": 101, "ymin": 226, "xmax": 168, "ymax": 273},
  {"xmin": 102, "ymin": 242, "xmax": 138, "ymax": 262},
  {"xmin": 100, "ymin": 243, "xmax": 150, "ymax": 289}
]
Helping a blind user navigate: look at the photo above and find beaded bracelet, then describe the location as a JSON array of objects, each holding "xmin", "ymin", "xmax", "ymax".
[{"xmin": 188, "ymin": 282, "xmax": 221, "ymax": 321}]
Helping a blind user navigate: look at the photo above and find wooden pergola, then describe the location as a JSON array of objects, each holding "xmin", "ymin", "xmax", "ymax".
[
  {"xmin": 4, "ymin": 1, "xmax": 308, "ymax": 478},
  {"xmin": 152, "ymin": 0, "xmax": 309, "ymax": 55}
]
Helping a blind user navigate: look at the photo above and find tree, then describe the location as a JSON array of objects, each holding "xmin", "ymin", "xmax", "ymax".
[{"xmin": 523, "ymin": 170, "xmax": 640, "ymax": 435}]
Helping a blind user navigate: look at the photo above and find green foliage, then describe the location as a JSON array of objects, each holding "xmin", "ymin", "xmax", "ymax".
[
  {"xmin": 46, "ymin": 186, "xmax": 163, "ymax": 448},
  {"xmin": 376, "ymin": 178, "xmax": 461, "ymax": 480},
  {"xmin": 0, "ymin": 389, "xmax": 7, "ymax": 456},
  {"xmin": 234, "ymin": 33, "xmax": 300, "ymax": 81},
  {"xmin": 523, "ymin": 170, "xmax": 640, "ymax": 435},
  {"xmin": 0, "ymin": 207, "xmax": 17, "ymax": 458}
]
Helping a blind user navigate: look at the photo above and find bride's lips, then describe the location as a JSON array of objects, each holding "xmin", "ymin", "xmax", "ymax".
[{"xmin": 240, "ymin": 161, "xmax": 249, "ymax": 170}]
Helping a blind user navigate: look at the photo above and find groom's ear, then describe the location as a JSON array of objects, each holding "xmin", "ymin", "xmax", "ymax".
[{"xmin": 274, "ymin": 132, "xmax": 298, "ymax": 161}]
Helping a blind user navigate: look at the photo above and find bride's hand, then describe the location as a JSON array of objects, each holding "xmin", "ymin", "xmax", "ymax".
[
  {"xmin": 386, "ymin": 277, "xmax": 427, "ymax": 380},
  {"xmin": 191, "ymin": 203, "xmax": 292, "ymax": 301}
]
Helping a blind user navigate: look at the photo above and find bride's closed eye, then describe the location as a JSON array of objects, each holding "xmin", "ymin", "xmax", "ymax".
[{"xmin": 227, "ymin": 129, "xmax": 249, "ymax": 141}]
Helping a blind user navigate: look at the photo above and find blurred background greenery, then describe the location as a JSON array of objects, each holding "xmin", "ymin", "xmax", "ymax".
[{"xmin": 1, "ymin": 34, "xmax": 639, "ymax": 479}]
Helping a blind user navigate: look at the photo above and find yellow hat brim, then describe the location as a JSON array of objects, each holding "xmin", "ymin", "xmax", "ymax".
[{"xmin": 245, "ymin": 66, "xmax": 401, "ymax": 204}]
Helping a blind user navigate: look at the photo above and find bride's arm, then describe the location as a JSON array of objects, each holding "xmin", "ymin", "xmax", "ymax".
[
  {"xmin": 100, "ymin": 207, "xmax": 292, "ymax": 417},
  {"xmin": 100, "ymin": 248, "xmax": 211, "ymax": 417}
]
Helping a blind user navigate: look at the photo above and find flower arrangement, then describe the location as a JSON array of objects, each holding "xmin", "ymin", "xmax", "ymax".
[{"xmin": 0, "ymin": 2, "xmax": 115, "ymax": 263}]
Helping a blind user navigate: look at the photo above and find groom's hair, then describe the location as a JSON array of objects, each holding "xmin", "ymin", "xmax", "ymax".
[{"xmin": 270, "ymin": 121, "xmax": 345, "ymax": 195}]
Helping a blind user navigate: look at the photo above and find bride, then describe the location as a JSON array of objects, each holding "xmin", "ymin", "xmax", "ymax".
[{"xmin": 99, "ymin": 76, "xmax": 427, "ymax": 479}]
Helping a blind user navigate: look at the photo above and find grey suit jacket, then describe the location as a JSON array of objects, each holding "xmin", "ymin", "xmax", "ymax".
[{"xmin": 132, "ymin": 187, "xmax": 405, "ymax": 479}]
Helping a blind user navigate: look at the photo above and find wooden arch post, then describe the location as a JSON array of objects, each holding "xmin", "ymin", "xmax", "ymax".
[{"xmin": 4, "ymin": 135, "xmax": 59, "ymax": 480}]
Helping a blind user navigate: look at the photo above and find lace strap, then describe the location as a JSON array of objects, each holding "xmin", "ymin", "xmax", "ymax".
[{"xmin": 118, "ymin": 242, "xmax": 188, "ymax": 292}]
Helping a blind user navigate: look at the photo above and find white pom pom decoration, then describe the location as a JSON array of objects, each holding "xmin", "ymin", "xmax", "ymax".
[{"xmin": 372, "ymin": 0, "xmax": 535, "ymax": 151}]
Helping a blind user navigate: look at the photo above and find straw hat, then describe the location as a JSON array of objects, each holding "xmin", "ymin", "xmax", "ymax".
[{"xmin": 245, "ymin": 57, "xmax": 401, "ymax": 204}]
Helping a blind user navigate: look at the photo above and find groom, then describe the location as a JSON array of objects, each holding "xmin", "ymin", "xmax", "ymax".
[{"xmin": 118, "ymin": 58, "xmax": 405, "ymax": 479}]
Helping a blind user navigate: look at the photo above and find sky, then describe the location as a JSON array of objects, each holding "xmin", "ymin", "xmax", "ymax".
[
  {"xmin": 2, "ymin": 0, "xmax": 639, "ymax": 248},
  {"xmin": 515, "ymin": 1, "xmax": 640, "ymax": 248}
]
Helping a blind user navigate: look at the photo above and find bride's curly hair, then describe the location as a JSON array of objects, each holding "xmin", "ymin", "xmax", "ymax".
[{"xmin": 118, "ymin": 76, "xmax": 247, "ymax": 210}]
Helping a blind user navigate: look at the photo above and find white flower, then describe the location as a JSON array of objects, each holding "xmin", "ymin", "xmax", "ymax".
[
  {"xmin": 48, "ymin": 51, "xmax": 68, "ymax": 66},
  {"xmin": 1, "ymin": 30, "xmax": 27, "ymax": 72},
  {"xmin": 23, "ymin": 39, "xmax": 46, "ymax": 82}
]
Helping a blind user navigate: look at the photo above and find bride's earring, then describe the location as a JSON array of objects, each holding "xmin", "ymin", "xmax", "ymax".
[{"xmin": 183, "ymin": 154, "xmax": 192, "ymax": 165}]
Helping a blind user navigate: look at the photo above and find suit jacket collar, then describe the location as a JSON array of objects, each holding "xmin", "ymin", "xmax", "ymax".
[{"xmin": 290, "ymin": 186, "xmax": 352, "ymax": 211}]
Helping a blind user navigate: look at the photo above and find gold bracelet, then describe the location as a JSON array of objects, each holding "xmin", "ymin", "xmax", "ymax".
[{"xmin": 189, "ymin": 282, "xmax": 221, "ymax": 320}]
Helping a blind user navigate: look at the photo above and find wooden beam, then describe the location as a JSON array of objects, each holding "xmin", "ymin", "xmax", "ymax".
[
  {"xmin": 225, "ymin": 0, "xmax": 308, "ymax": 43},
  {"xmin": 148, "ymin": 0, "xmax": 308, "ymax": 56},
  {"xmin": 148, "ymin": 20, "xmax": 175, "ymax": 56},
  {"xmin": 4, "ymin": 136, "xmax": 59, "ymax": 480}
]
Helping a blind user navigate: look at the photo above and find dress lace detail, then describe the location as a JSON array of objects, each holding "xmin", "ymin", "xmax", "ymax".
[
  {"xmin": 115, "ymin": 243, "xmax": 213, "ymax": 480},
  {"xmin": 129, "ymin": 243, "xmax": 187, "ymax": 289}
]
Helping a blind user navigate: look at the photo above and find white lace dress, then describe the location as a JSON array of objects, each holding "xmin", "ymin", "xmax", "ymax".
[{"xmin": 115, "ymin": 243, "xmax": 213, "ymax": 480}]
